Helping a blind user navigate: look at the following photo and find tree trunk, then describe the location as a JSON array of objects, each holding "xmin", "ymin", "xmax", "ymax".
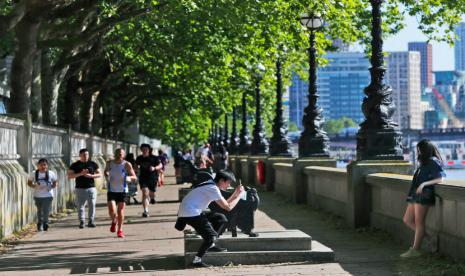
[
  {"xmin": 64, "ymin": 73, "xmax": 81, "ymax": 131},
  {"xmin": 41, "ymin": 50, "xmax": 69, "ymax": 125},
  {"xmin": 8, "ymin": 16, "xmax": 40, "ymax": 115},
  {"xmin": 80, "ymin": 90, "xmax": 100, "ymax": 133},
  {"xmin": 92, "ymin": 93, "xmax": 103, "ymax": 135},
  {"xmin": 31, "ymin": 50, "xmax": 42, "ymax": 123}
]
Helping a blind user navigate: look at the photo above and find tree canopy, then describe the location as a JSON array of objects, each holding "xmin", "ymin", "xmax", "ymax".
[{"xmin": 0, "ymin": 0, "xmax": 464, "ymax": 146}]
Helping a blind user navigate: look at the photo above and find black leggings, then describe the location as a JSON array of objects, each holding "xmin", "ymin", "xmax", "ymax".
[{"xmin": 181, "ymin": 213, "xmax": 227, "ymax": 257}]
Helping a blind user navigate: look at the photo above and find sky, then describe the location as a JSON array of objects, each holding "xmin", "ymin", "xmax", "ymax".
[{"xmin": 384, "ymin": 15, "xmax": 455, "ymax": 71}]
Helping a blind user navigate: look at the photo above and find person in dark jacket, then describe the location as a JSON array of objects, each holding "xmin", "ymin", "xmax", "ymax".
[{"xmin": 401, "ymin": 139, "xmax": 446, "ymax": 258}]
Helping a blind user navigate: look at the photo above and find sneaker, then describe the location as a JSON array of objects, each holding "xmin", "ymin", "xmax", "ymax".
[
  {"xmin": 43, "ymin": 223, "xmax": 49, "ymax": 231},
  {"xmin": 117, "ymin": 230, "xmax": 125, "ymax": 238},
  {"xmin": 79, "ymin": 221, "xmax": 85, "ymax": 229},
  {"xmin": 247, "ymin": 231, "xmax": 259, "ymax": 237},
  {"xmin": 88, "ymin": 221, "xmax": 96, "ymax": 228},
  {"xmin": 208, "ymin": 246, "xmax": 227, "ymax": 252},
  {"xmin": 110, "ymin": 220, "xmax": 117, "ymax": 233},
  {"xmin": 142, "ymin": 211, "xmax": 149, "ymax": 218},
  {"xmin": 150, "ymin": 198, "xmax": 156, "ymax": 204},
  {"xmin": 37, "ymin": 223, "xmax": 43, "ymax": 231},
  {"xmin": 400, "ymin": 247, "xmax": 422, "ymax": 258},
  {"xmin": 191, "ymin": 261, "xmax": 211, "ymax": 268}
]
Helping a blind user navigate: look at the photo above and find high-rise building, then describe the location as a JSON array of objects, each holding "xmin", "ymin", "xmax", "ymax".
[
  {"xmin": 454, "ymin": 22, "xmax": 465, "ymax": 71},
  {"xmin": 386, "ymin": 51, "xmax": 422, "ymax": 129},
  {"xmin": 408, "ymin": 42, "xmax": 433, "ymax": 89},
  {"xmin": 288, "ymin": 52, "xmax": 370, "ymax": 130}
]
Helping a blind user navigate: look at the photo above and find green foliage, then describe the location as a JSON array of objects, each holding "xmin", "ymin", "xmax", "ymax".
[{"xmin": 323, "ymin": 117, "xmax": 357, "ymax": 135}]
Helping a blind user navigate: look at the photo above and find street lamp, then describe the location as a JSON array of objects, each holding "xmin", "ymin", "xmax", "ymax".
[
  {"xmin": 238, "ymin": 86, "xmax": 251, "ymax": 155},
  {"xmin": 250, "ymin": 63, "xmax": 269, "ymax": 155},
  {"xmin": 229, "ymin": 106, "xmax": 239, "ymax": 154},
  {"xmin": 298, "ymin": 12, "xmax": 330, "ymax": 157},
  {"xmin": 270, "ymin": 45, "xmax": 293, "ymax": 156},
  {"xmin": 223, "ymin": 113, "xmax": 229, "ymax": 149},
  {"xmin": 355, "ymin": 0, "xmax": 403, "ymax": 160}
]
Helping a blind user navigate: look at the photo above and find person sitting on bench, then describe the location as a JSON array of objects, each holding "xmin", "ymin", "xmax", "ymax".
[{"xmin": 175, "ymin": 170, "xmax": 244, "ymax": 267}]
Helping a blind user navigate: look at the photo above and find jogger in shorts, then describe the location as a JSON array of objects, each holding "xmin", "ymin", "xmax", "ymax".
[
  {"xmin": 104, "ymin": 148, "xmax": 137, "ymax": 238},
  {"xmin": 136, "ymin": 144, "xmax": 162, "ymax": 217}
]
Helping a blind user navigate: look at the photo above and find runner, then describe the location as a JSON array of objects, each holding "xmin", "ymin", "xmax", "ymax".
[
  {"xmin": 27, "ymin": 158, "xmax": 58, "ymax": 231},
  {"xmin": 68, "ymin": 148, "xmax": 101, "ymax": 229},
  {"xmin": 136, "ymin": 144, "xmax": 162, "ymax": 217},
  {"xmin": 104, "ymin": 148, "xmax": 137, "ymax": 238}
]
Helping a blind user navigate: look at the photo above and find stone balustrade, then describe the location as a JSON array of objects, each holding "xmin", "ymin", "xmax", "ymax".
[
  {"xmin": 0, "ymin": 115, "xmax": 139, "ymax": 238},
  {"xmin": 230, "ymin": 154, "xmax": 465, "ymax": 260}
]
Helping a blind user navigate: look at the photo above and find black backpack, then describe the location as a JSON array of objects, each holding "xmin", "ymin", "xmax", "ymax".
[
  {"xmin": 246, "ymin": 187, "xmax": 260, "ymax": 211},
  {"xmin": 35, "ymin": 170, "xmax": 50, "ymax": 184}
]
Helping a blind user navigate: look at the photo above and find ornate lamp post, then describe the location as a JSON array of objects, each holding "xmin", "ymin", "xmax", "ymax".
[
  {"xmin": 229, "ymin": 107, "xmax": 239, "ymax": 154},
  {"xmin": 238, "ymin": 89, "xmax": 251, "ymax": 155},
  {"xmin": 250, "ymin": 63, "xmax": 269, "ymax": 155},
  {"xmin": 270, "ymin": 47, "xmax": 293, "ymax": 156},
  {"xmin": 298, "ymin": 12, "xmax": 330, "ymax": 157},
  {"xmin": 223, "ymin": 113, "xmax": 229, "ymax": 149},
  {"xmin": 356, "ymin": 0, "xmax": 403, "ymax": 160}
]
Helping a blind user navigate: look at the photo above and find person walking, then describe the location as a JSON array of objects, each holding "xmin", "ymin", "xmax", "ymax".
[
  {"xmin": 136, "ymin": 144, "xmax": 162, "ymax": 217},
  {"xmin": 175, "ymin": 170, "xmax": 244, "ymax": 267},
  {"xmin": 401, "ymin": 139, "xmax": 446, "ymax": 258},
  {"xmin": 68, "ymin": 148, "xmax": 101, "ymax": 229},
  {"xmin": 158, "ymin": 149, "xmax": 169, "ymax": 186},
  {"xmin": 27, "ymin": 158, "xmax": 58, "ymax": 231},
  {"xmin": 104, "ymin": 148, "xmax": 137, "ymax": 238}
]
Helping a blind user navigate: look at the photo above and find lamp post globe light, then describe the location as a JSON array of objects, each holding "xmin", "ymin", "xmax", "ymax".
[
  {"xmin": 356, "ymin": 0, "xmax": 403, "ymax": 160},
  {"xmin": 250, "ymin": 63, "xmax": 269, "ymax": 155},
  {"xmin": 298, "ymin": 12, "xmax": 330, "ymax": 157}
]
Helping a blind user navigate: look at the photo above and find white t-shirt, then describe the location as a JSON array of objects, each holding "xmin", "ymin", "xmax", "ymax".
[
  {"xmin": 178, "ymin": 184, "xmax": 223, "ymax": 217},
  {"xmin": 28, "ymin": 170, "xmax": 58, "ymax": 198}
]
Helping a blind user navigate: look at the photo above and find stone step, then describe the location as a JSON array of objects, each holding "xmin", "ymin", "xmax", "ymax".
[
  {"xmin": 185, "ymin": 229, "xmax": 312, "ymax": 252},
  {"xmin": 184, "ymin": 240, "xmax": 334, "ymax": 267}
]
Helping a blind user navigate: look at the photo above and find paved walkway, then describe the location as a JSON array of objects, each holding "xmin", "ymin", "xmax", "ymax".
[{"xmin": 0, "ymin": 170, "xmax": 420, "ymax": 275}]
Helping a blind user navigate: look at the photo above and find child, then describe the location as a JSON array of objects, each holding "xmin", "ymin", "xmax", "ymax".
[
  {"xmin": 27, "ymin": 158, "xmax": 58, "ymax": 231},
  {"xmin": 401, "ymin": 139, "xmax": 446, "ymax": 258}
]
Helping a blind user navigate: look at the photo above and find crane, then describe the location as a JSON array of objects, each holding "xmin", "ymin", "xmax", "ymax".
[{"xmin": 431, "ymin": 88, "xmax": 464, "ymax": 128}]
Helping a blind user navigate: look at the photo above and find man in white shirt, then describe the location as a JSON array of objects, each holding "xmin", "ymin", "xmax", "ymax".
[{"xmin": 176, "ymin": 170, "xmax": 243, "ymax": 267}]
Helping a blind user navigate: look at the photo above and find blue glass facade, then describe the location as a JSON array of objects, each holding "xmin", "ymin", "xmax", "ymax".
[{"xmin": 288, "ymin": 52, "xmax": 370, "ymax": 129}]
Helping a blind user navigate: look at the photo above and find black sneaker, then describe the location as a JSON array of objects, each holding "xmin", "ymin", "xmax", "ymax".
[
  {"xmin": 247, "ymin": 231, "xmax": 259, "ymax": 237},
  {"xmin": 88, "ymin": 221, "xmax": 96, "ymax": 228},
  {"xmin": 43, "ymin": 223, "xmax": 49, "ymax": 231},
  {"xmin": 142, "ymin": 211, "xmax": 149, "ymax": 218},
  {"xmin": 191, "ymin": 261, "xmax": 211, "ymax": 268},
  {"xmin": 150, "ymin": 198, "xmax": 156, "ymax": 204},
  {"xmin": 79, "ymin": 221, "xmax": 85, "ymax": 229},
  {"xmin": 37, "ymin": 223, "xmax": 43, "ymax": 231},
  {"xmin": 208, "ymin": 246, "xmax": 227, "ymax": 252}
]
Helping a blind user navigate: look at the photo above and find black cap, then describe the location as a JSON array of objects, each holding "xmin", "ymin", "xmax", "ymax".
[{"xmin": 214, "ymin": 170, "xmax": 236, "ymax": 184}]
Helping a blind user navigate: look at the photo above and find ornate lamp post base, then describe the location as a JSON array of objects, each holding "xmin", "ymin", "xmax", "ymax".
[
  {"xmin": 298, "ymin": 134, "xmax": 329, "ymax": 157},
  {"xmin": 269, "ymin": 140, "xmax": 294, "ymax": 156},
  {"xmin": 356, "ymin": 127, "xmax": 403, "ymax": 160}
]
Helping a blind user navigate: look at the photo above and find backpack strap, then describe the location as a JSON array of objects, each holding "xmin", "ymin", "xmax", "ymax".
[
  {"xmin": 35, "ymin": 170, "xmax": 50, "ymax": 184},
  {"xmin": 35, "ymin": 170, "xmax": 39, "ymax": 183}
]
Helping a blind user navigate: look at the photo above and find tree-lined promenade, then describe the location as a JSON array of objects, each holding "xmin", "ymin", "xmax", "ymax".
[{"xmin": 1, "ymin": 0, "xmax": 464, "ymax": 147}]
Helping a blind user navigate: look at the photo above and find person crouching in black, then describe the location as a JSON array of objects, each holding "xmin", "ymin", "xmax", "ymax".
[{"xmin": 175, "ymin": 170, "xmax": 244, "ymax": 267}]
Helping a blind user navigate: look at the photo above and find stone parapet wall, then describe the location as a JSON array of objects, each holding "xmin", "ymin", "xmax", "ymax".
[
  {"xmin": 304, "ymin": 166, "xmax": 348, "ymax": 218},
  {"xmin": 273, "ymin": 163, "xmax": 295, "ymax": 201},
  {"xmin": 366, "ymin": 173, "xmax": 465, "ymax": 259},
  {"xmin": 0, "ymin": 115, "xmax": 138, "ymax": 238},
  {"xmin": 204, "ymin": 151, "xmax": 465, "ymax": 260}
]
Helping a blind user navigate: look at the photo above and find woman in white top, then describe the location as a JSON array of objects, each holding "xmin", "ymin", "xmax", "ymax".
[{"xmin": 27, "ymin": 158, "xmax": 58, "ymax": 231}]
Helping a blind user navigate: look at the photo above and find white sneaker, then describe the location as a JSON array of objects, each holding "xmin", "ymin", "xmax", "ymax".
[{"xmin": 400, "ymin": 247, "xmax": 422, "ymax": 258}]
